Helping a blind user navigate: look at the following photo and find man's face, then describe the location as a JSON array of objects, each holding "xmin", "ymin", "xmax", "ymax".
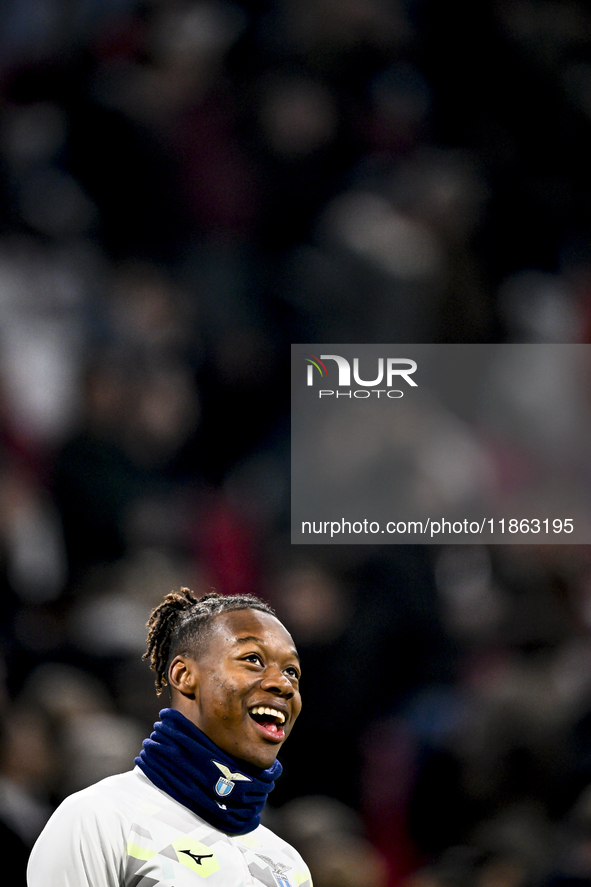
[{"xmin": 177, "ymin": 609, "xmax": 302, "ymax": 769}]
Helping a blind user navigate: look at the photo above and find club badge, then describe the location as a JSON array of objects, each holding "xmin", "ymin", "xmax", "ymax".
[
  {"xmin": 212, "ymin": 761, "xmax": 252, "ymax": 798},
  {"xmin": 256, "ymin": 854, "xmax": 293, "ymax": 887}
]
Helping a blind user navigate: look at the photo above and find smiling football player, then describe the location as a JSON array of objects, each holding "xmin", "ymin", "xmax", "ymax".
[{"xmin": 27, "ymin": 589, "xmax": 312, "ymax": 887}]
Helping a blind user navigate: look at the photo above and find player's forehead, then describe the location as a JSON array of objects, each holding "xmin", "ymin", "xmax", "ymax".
[{"xmin": 207, "ymin": 608, "xmax": 298, "ymax": 656}]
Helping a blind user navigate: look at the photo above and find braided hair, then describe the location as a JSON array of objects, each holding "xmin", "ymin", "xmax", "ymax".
[{"xmin": 143, "ymin": 588, "xmax": 277, "ymax": 695}]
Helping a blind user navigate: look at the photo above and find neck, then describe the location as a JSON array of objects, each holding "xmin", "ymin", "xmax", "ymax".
[{"xmin": 135, "ymin": 708, "xmax": 282, "ymax": 834}]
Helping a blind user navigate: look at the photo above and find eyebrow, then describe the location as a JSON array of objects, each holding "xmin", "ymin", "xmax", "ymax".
[{"xmin": 235, "ymin": 635, "xmax": 301, "ymax": 662}]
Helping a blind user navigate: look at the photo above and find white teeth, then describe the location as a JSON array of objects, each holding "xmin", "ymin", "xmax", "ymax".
[{"xmin": 250, "ymin": 706, "xmax": 286, "ymax": 724}]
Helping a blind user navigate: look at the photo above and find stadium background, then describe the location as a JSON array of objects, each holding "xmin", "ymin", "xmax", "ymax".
[{"xmin": 1, "ymin": 1, "xmax": 591, "ymax": 885}]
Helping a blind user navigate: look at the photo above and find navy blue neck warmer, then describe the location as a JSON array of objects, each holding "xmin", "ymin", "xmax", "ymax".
[{"xmin": 135, "ymin": 708, "xmax": 282, "ymax": 834}]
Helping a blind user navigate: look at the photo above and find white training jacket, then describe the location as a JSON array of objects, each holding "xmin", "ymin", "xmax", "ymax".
[{"xmin": 27, "ymin": 767, "xmax": 313, "ymax": 887}]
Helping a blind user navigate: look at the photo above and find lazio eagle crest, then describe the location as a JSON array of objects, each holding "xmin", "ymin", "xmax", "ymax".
[
  {"xmin": 256, "ymin": 854, "xmax": 293, "ymax": 887},
  {"xmin": 212, "ymin": 760, "xmax": 252, "ymax": 798}
]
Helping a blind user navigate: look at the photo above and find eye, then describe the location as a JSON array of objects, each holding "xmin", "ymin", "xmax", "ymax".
[
  {"xmin": 244, "ymin": 653, "xmax": 263, "ymax": 666},
  {"xmin": 284, "ymin": 665, "xmax": 300, "ymax": 681}
]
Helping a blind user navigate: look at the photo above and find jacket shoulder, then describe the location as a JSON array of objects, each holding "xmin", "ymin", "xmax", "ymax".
[{"xmin": 235, "ymin": 824, "xmax": 313, "ymax": 887}]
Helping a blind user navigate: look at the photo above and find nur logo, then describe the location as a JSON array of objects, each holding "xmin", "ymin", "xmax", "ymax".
[
  {"xmin": 303, "ymin": 352, "xmax": 418, "ymax": 398},
  {"xmin": 212, "ymin": 761, "xmax": 252, "ymax": 798}
]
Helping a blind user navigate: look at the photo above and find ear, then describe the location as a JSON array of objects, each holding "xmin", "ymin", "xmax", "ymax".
[{"xmin": 168, "ymin": 655, "xmax": 199, "ymax": 700}]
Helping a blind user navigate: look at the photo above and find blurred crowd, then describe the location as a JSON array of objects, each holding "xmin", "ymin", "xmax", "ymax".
[{"xmin": 0, "ymin": 1, "xmax": 591, "ymax": 886}]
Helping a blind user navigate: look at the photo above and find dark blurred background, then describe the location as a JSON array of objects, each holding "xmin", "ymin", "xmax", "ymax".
[{"xmin": 1, "ymin": 2, "xmax": 591, "ymax": 886}]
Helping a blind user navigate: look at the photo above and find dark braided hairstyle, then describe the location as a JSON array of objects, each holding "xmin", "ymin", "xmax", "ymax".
[{"xmin": 143, "ymin": 588, "xmax": 277, "ymax": 695}]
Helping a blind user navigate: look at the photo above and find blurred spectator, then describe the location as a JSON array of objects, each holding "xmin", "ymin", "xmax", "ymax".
[
  {"xmin": 0, "ymin": 705, "xmax": 55, "ymax": 846},
  {"xmin": 51, "ymin": 348, "xmax": 200, "ymax": 585},
  {"xmin": 18, "ymin": 661, "xmax": 146, "ymax": 802},
  {"xmin": 273, "ymin": 795, "xmax": 389, "ymax": 887}
]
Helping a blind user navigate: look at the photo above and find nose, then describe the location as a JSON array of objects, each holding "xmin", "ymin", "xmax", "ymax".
[{"xmin": 260, "ymin": 664, "xmax": 294, "ymax": 698}]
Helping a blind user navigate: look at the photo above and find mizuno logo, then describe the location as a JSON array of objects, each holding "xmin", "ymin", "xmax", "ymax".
[{"xmin": 180, "ymin": 850, "xmax": 214, "ymax": 866}]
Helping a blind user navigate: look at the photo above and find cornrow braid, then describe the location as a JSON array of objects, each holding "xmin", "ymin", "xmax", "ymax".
[{"xmin": 143, "ymin": 588, "xmax": 276, "ymax": 695}]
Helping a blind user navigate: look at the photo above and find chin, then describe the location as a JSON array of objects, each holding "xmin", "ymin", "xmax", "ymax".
[{"xmin": 239, "ymin": 747, "xmax": 280, "ymax": 770}]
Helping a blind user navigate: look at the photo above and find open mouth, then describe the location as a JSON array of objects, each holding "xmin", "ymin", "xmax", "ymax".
[{"xmin": 249, "ymin": 706, "xmax": 286, "ymax": 740}]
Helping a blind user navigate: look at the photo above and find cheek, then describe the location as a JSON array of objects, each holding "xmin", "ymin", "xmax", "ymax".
[
  {"xmin": 288, "ymin": 693, "xmax": 303, "ymax": 728},
  {"xmin": 206, "ymin": 678, "xmax": 242, "ymax": 719}
]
